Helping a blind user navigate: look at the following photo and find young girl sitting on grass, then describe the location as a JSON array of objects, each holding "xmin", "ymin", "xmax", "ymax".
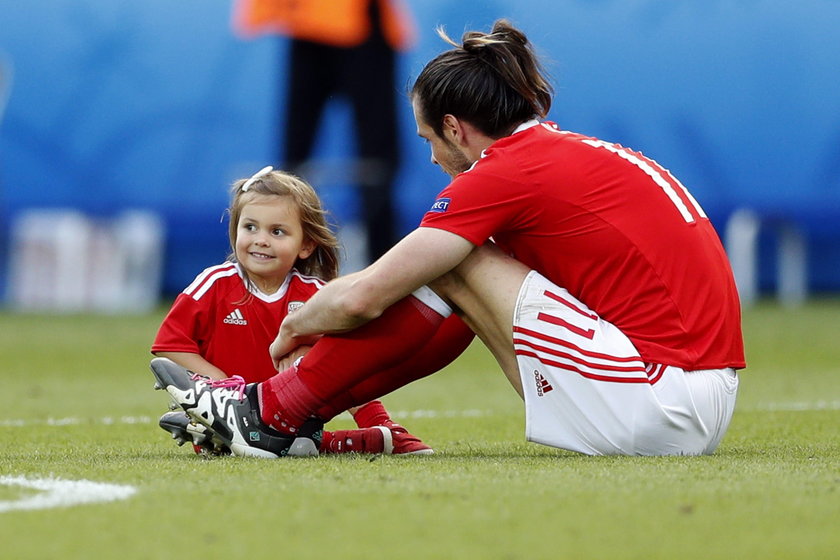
[{"xmin": 152, "ymin": 166, "xmax": 431, "ymax": 455}]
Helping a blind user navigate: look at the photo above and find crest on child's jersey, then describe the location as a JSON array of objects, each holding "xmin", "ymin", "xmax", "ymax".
[{"xmin": 288, "ymin": 301, "xmax": 304, "ymax": 314}]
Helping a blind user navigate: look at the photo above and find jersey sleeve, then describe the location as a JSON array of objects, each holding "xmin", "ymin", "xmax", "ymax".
[
  {"xmin": 151, "ymin": 292, "xmax": 209, "ymax": 355},
  {"xmin": 419, "ymin": 159, "xmax": 532, "ymax": 246}
]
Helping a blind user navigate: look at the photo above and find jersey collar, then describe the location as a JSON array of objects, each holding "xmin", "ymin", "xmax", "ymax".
[
  {"xmin": 511, "ymin": 119, "xmax": 540, "ymax": 135},
  {"xmin": 477, "ymin": 119, "xmax": 541, "ymax": 161},
  {"xmin": 235, "ymin": 262, "xmax": 292, "ymax": 302}
]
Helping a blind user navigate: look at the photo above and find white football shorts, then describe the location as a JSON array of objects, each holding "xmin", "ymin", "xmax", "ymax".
[{"xmin": 513, "ymin": 271, "xmax": 739, "ymax": 456}]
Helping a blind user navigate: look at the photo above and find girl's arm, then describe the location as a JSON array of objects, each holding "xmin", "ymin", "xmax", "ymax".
[{"xmin": 153, "ymin": 351, "xmax": 228, "ymax": 381}]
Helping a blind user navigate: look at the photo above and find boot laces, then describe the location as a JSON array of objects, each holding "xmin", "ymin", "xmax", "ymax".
[{"xmin": 189, "ymin": 372, "xmax": 246, "ymax": 400}]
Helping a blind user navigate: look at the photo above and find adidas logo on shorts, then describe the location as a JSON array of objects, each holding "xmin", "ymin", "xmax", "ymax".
[
  {"xmin": 534, "ymin": 371, "xmax": 554, "ymax": 396},
  {"xmin": 223, "ymin": 308, "xmax": 247, "ymax": 326}
]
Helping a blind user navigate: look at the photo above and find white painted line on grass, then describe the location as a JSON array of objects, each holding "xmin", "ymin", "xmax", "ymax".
[
  {"xmin": 0, "ymin": 416, "xmax": 153, "ymax": 427},
  {"xmin": 749, "ymin": 400, "xmax": 840, "ymax": 412},
  {"xmin": 353, "ymin": 409, "xmax": 494, "ymax": 420},
  {"xmin": 0, "ymin": 402, "xmax": 835, "ymax": 430},
  {"xmin": 0, "ymin": 410, "xmax": 498, "ymax": 428},
  {"xmin": 0, "ymin": 476, "xmax": 137, "ymax": 513}
]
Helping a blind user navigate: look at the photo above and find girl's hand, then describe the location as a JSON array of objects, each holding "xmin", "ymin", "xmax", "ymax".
[
  {"xmin": 270, "ymin": 317, "xmax": 321, "ymax": 370},
  {"xmin": 269, "ymin": 328, "xmax": 295, "ymax": 370},
  {"xmin": 273, "ymin": 344, "xmax": 313, "ymax": 372}
]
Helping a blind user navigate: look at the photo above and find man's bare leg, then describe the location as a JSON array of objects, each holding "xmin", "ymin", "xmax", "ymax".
[{"xmin": 429, "ymin": 243, "xmax": 531, "ymax": 398}]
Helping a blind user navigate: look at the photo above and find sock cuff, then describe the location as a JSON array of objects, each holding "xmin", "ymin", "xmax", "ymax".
[
  {"xmin": 351, "ymin": 400, "xmax": 391, "ymax": 428},
  {"xmin": 411, "ymin": 285, "xmax": 452, "ymax": 318},
  {"xmin": 260, "ymin": 369, "xmax": 328, "ymax": 432}
]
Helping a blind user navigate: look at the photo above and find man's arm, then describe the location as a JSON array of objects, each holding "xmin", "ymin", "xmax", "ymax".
[{"xmin": 270, "ymin": 227, "xmax": 475, "ymax": 362}]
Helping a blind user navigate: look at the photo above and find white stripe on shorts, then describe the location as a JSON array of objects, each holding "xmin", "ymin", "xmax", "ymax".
[
  {"xmin": 512, "ymin": 283, "xmax": 649, "ymax": 384},
  {"xmin": 514, "ymin": 325, "xmax": 649, "ymax": 384}
]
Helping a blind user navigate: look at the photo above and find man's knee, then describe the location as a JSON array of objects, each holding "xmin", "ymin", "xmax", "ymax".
[
  {"xmin": 426, "ymin": 244, "xmax": 498, "ymax": 299},
  {"xmin": 429, "ymin": 244, "xmax": 530, "ymax": 300}
]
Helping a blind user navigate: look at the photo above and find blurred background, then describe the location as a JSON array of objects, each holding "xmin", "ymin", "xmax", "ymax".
[{"xmin": 1, "ymin": 0, "xmax": 839, "ymax": 313}]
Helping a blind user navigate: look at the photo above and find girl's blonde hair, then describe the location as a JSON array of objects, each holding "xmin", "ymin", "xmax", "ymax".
[{"xmin": 227, "ymin": 169, "xmax": 340, "ymax": 288}]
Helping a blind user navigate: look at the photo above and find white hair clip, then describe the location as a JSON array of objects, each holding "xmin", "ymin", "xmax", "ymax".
[{"xmin": 241, "ymin": 165, "xmax": 273, "ymax": 192}]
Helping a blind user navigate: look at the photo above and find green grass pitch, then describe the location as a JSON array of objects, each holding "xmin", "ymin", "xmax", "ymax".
[{"xmin": 1, "ymin": 301, "xmax": 838, "ymax": 559}]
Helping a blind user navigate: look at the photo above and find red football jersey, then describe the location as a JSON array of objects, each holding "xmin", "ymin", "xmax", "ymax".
[
  {"xmin": 420, "ymin": 121, "xmax": 745, "ymax": 370},
  {"xmin": 151, "ymin": 262, "xmax": 325, "ymax": 382}
]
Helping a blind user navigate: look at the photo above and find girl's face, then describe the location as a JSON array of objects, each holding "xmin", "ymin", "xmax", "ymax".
[{"xmin": 234, "ymin": 194, "xmax": 314, "ymax": 294}]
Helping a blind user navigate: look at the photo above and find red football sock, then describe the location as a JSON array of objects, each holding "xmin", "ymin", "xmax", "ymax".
[
  {"xmin": 352, "ymin": 400, "xmax": 391, "ymax": 428},
  {"xmin": 258, "ymin": 369, "xmax": 328, "ymax": 433},
  {"xmin": 336, "ymin": 314, "xmax": 474, "ymax": 409},
  {"xmin": 258, "ymin": 295, "xmax": 449, "ymax": 431}
]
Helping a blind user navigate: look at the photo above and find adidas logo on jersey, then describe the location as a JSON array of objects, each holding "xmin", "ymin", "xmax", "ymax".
[
  {"xmin": 223, "ymin": 308, "xmax": 247, "ymax": 326},
  {"xmin": 534, "ymin": 371, "xmax": 554, "ymax": 396}
]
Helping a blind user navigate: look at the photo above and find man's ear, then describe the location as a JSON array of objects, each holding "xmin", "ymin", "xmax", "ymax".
[{"xmin": 441, "ymin": 114, "xmax": 466, "ymax": 145}]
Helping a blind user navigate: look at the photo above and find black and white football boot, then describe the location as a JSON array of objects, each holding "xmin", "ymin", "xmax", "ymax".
[
  {"xmin": 158, "ymin": 410, "xmax": 231, "ymax": 456},
  {"xmin": 150, "ymin": 357, "xmax": 322, "ymax": 458}
]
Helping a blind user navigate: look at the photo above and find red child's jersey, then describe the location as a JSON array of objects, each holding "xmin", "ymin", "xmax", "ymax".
[
  {"xmin": 151, "ymin": 263, "xmax": 324, "ymax": 382},
  {"xmin": 420, "ymin": 121, "xmax": 745, "ymax": 370}
]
